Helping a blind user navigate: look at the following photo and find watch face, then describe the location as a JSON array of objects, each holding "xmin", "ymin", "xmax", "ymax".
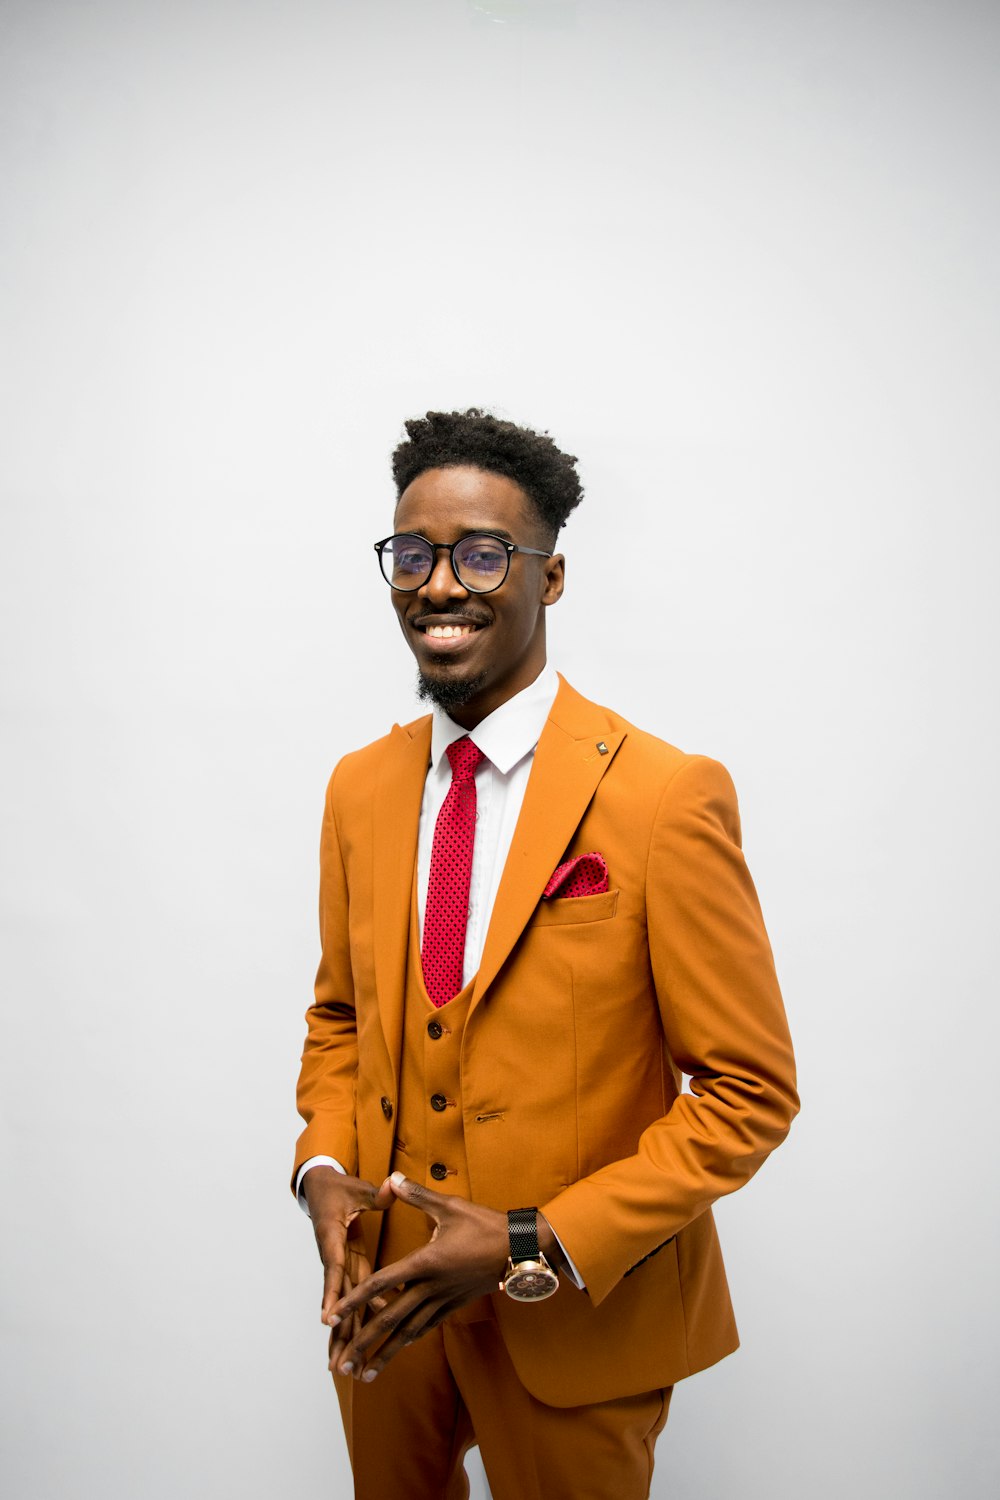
[{"xmin": 505, "ymin": 1262, "xmax": 559, "ymax": 1302}]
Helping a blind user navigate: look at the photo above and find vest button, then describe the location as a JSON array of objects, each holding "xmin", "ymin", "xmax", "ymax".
[
  {"xmin": 380, "ymin": 1097, "xmax": 393, "ymax": 1120},
  {"xmin": 430, "ymin": 1093, "xmax": 447, "ymax": 1112},
  {"xmin": 427, "ymin": 1020, "xmax": 443, "ymax": 1040},
  {"xmin": 430, "ymin": 1162, "xmax": 448, "ymax": 1181}
]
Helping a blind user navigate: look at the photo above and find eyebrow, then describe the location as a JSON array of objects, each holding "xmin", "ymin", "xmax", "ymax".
[{"xmin": 401, "ymin": 526, "xmax": 516, "ymax": 543}]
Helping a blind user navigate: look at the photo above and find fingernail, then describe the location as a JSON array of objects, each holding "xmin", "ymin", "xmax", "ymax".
[
  {"xmin": 328, "ymin": 1314, "xmax": 341, "ymax": 1328},
  {"xmin": 340, "ymin": 1361, "xmax": 353, "ymax": 1374},
  {"xmin": 390, "ymin": 1170, "xmax": 405, "ymax": 1186},
  {"xmin": 362, "ymin": 1368, "xmax": 378, "ymax": 1383}
]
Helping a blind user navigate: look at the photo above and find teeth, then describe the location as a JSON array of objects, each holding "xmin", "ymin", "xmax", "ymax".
[{"xmin": 425, "ymin": 624, "xmax": 474, "ymax": 638}]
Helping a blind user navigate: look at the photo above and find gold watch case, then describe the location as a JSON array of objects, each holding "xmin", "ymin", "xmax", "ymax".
[{"xmin": 500, "ymin": 1255, "xmax": 559, "ymax": 1302}]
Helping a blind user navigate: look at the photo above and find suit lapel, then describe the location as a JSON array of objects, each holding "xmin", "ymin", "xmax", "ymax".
[
  {"xmin": 372, "ymin": 716, "xmax": 432, "ymax": 1084},
  {"xmin": 472, "ymin": 679, "xmax": 626, "ymax": 1007}
]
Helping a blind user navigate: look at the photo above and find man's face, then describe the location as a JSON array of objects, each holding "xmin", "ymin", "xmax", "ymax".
[{"xmin": 389, "ymin": 465, "xmax": 565, "ymax": 727}]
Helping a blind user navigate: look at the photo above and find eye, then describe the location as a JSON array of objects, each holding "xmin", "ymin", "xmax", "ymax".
[
  {"xmin": 456, "ymin": 539, "xmax": 507, "ymax": 574},
  {"xmin": 392, "ymin": 539, "xmax": 432, "ymax": 574}
]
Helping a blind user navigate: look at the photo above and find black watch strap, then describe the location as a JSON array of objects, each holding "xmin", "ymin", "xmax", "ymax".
[{"xmin": 508, "ymin": 1207, "xmax": 541, "ymax": 1264}]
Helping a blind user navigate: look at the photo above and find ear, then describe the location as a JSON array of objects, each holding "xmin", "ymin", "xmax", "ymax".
[{"xmin": 541, "ymin": 552, "xmax": 565, "ymax": 606}]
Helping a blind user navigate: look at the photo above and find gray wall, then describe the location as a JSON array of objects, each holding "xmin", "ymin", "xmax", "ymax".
[{"xmin": 2, "ymin": 2, "xmax": 997, "ymax": 1496}]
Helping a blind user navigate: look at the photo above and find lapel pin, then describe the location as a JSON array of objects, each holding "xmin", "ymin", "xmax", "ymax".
[{"xmin": 596, "ymin": 741, "xmax": 609, "ymax": 755}]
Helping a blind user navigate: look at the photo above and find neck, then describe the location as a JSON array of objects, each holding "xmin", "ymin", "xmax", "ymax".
[{"xmin": 427, "ymin": 657, "xmax": 550, "ymax": 730}]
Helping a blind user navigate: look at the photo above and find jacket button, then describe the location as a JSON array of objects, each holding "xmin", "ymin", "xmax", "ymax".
[
  {"xmin": 427, "ymin": 1020, "xmax": 443, "ymax": 1040},
  {"xmin": 430, "ymin": 1162, "xmax": 448, "ymax": 1181},
  {"xmin": 380, "ymin": 1097, "xmax": 393, "ymax": 1120},
  {"xmin": 430, "ymin": 1093, "xmax": 447, "ymax": 1112}
]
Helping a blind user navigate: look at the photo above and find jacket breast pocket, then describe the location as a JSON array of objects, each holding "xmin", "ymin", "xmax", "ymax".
[{"xmin": 530, "ymin": 889, "xmax": 619, "ymax": 927}]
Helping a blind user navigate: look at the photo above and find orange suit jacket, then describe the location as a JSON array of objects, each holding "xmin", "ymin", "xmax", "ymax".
[{"xmin": 294, "ymin": 675, "xmax": 798, "ymax": 1407}]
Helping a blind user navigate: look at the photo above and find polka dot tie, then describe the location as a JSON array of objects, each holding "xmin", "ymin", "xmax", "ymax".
[{"xmin": 421, "ymin": 736, "xmax": 485, "ymax": 1008}]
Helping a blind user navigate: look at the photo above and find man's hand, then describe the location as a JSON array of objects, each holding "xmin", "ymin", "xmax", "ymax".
[
  {"xmin": 301, "ymin": 1166, "xmax": 393, "ymax": 1368},
  {"xmin": 328, "ymin": 1172, "xmax": 564, "ymax": 1383}
]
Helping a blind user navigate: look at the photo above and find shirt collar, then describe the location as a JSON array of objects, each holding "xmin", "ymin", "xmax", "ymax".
[{"xmin": 429, "ymin": 663, "xmax": 560, "ymax": 776}]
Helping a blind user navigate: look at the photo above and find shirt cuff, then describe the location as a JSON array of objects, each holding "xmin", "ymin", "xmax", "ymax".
[
  {"xmin": 295, "ymin": 1155, "xmax": 346, "ymax": 1216},
  {"xmin": 548, "ymin": 1224, "xmax": 585, "ymax": 1290}
]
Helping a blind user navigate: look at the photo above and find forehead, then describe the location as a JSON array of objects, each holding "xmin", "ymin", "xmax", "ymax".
[{"xmin": 394, "ymin": 465, "xmax": 536, "ymax": 540}]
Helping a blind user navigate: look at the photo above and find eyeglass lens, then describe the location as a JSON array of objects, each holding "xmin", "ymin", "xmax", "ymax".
[{"xmin": 381, "ymin": 534, "xmax": 510, "ymax": 592}]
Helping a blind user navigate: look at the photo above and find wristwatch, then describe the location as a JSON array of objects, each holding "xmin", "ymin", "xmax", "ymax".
[{"xmin": 499, "ymin": 1208, "xmax": 560, "ymax": 1301}]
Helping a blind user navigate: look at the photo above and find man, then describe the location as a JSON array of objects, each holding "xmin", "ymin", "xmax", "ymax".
[{"xmin": 293, "ymin": 409, "xmax": 798, "ymax": 1499}]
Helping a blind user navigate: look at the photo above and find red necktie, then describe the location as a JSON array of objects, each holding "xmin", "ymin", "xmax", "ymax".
[{"xmin": 421, "ymin": 736, "xmax": 485, "ymax": 1008}]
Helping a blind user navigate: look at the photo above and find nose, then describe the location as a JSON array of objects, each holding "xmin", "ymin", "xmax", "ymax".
[{"xmin": 418, "ymin": 546, "xmax": 469, "ymax": 606}]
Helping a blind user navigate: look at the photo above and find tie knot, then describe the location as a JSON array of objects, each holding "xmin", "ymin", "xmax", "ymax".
[{"xmin": 446, "ymin": 736, "xmax": 484, "ymax": 784}]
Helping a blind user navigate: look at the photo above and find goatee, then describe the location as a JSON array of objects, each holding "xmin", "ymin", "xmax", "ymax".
[{"xmin": 416, "ymin": 670, "xmax": 488, "ymax": 713}]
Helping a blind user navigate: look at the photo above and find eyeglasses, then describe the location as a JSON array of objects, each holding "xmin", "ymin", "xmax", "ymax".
[{"xmin": 373, "ymin": 532, "xmax": 552, "ymax": 594}]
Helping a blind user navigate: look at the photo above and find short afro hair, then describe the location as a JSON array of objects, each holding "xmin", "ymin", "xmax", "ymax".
[{"xmin": 391, "ymin": 408, "xmax": 583, "ymax": 544}]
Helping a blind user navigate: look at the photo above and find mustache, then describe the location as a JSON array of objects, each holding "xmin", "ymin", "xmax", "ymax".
[{"xmin": 410, "ymin": 605, "xmax": 492, "ymax": 628}]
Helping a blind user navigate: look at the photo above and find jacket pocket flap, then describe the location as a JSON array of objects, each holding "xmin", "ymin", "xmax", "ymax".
[{"xmin": 530, "ymin": 889, "xmax": 619, "ymax": 927}]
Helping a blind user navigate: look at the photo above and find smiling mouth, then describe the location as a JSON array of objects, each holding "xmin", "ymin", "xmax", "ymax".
[
  {"xmin": 409, "ymin": 612, "xmax": 491, "ymax": 652},
  {"xmin": 419, "ymin": 623, "xmax": 482, "ymax": 640}
]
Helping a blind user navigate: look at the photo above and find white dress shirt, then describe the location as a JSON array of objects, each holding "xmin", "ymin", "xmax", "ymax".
[
  {"xmin": 417, "ymin": 660, "xmax": 560, "ymax": 985},
  {"xmin": 297, "ymin": 663, "xmax": 584, "ymax": 1286}
]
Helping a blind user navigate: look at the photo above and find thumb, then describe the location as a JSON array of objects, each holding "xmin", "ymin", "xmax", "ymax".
[
  {"xmin": 384, "ymin": 1170, "xmax": 448, "ymax": 1217},
  {"xmin": 371, "ymin": 1175, "xmax": 395, "ymax": 1211}
]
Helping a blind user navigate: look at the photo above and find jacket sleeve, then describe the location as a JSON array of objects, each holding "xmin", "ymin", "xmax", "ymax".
[
  {"xmin": 541, "ymin": 754, "xmax": 799, "ymax": 1305},
  {"xmin": 291, "ymin": 764, "xmax": 360, "ymax": 1189}
]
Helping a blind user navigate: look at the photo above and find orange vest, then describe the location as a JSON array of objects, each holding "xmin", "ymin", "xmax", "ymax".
[{"xmin": 378, "ymin": 880, "xmax": 493, "ymax": 1325}]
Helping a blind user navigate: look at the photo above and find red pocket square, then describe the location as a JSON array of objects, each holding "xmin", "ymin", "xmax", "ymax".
[{"xmin": 542, "ymin": 852, "xmax": 610, "ymax": 900}]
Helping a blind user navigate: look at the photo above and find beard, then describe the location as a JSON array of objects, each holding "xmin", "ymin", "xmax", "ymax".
[{"xmin": 416, "ymin": 668, "xmax": 488, "ymax": 714}]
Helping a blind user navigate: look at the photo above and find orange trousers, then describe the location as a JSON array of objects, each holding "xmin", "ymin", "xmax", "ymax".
[
  {"xmin": 334, "ymin": 1315, "xmax": 671, "ymax": 1500},
  {"xmin": 333, "ymin": 1189, "xmax": 672, "ymax": 1498}
]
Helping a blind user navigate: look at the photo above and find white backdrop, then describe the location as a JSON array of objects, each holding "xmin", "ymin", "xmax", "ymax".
[{"xmin": 2, "ymin": 3, "xmax": 997, "ymax": 1497}]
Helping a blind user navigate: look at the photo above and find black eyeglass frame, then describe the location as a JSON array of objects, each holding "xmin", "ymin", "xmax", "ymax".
[{"xmin": 373, "ymin": 532, "xmax": 553, "ymax": 595}]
